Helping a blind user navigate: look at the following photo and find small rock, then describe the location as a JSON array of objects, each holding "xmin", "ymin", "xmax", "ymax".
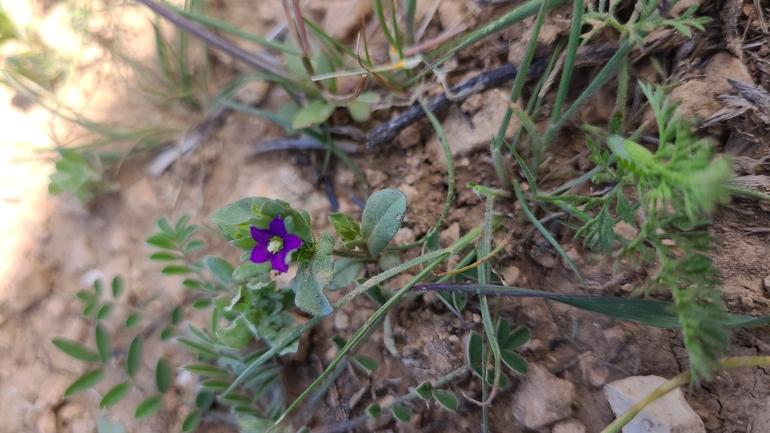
[
  {"xmin": 763, "ymin": 274, "xmax": 770, "ymax": 292},
  {"xmin": 334, "ymin": 310, "xmax": 350, "ymax": 331},
  {"xmin": 501, "ymin": 265, "xmax": 521, "ymax": 286},
  {"xmin": 426, "ymin": 91, "xmax": 520, "ymax": 168},
  {"xmin": 233, "ymin": 80, "xmax": 270, "ymax": 106},
  {"xmin": 620, "ymin": 283, "xmax": 634, "ymax": 294},
  {"xmin": 552, "ymin": 419, "xmax": 587, "ymax": 433},
  {"xmin": 603, "ymin": 326, "xmax": 627, "ymax": 348},
  {"xmin": 614, "ymin": 221, "xmax": 638, "ymax": 241},
  {"xmin": 365, "ymin": 169, "xmax": 389, "ymax": 187},
  {"xmin": 580, "ymin": 356, "xmax": 610, "ymax": 388},
  {"xmin": 36, "ymin": 409, "xmax": 57, "ymax": 433},
  {"xmin": 396, "ymin": 124, "xmax": 422, "ymax": 149},
  {"xmin": 396, "ymin": 183, "xmax": 419, "ymax": 204},
  {"xmin": 393, "ymin": 227, "xmax": 416, "ymax": 246},
  {"xmin": 741, "ymin": 296, "xmax": 755, "ymax": 310},
  {"xmin": 604, "ymin": 375, "xmax": 705, "ymax": 433},
  {"xmin": 513, "ymin": 364, "xmax": 576, "ymax": 429},
  {"xmin": 472, "ymin": 313, "xmax": 482, "ymax": 324},
  {"xmin": 439, "ymin": 223, "xmax": 460, "ymax": 247}
]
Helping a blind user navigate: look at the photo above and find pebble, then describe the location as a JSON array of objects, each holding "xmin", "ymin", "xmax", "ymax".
[
  {"xmin": 501, "ymin": 265, "xmax": 521, "ymax": 286},
  {"xmin": 393, "ymin": 227, "xmax": 416, "ymax": 247},
  {"xmin": 604, "ymin": 375, "xmax": 705, "ymax": 433},
  {"xmin": 334, "ymin": 310, "xmax": 350, "ymax": 331},
  {"xmin": 439, "ymin": 223, "xmax": 460, "ymax": 247},
  {"xmin": 763, "ymin": 274, "xmax": 770, "ymax": 292},
  {"xmin": 513, "ymin": 364, "xmax": 576, "ymax": 429},
  {"xmin": 579, "ymin": 355, "xmax": 610, "ymax": 388},
  {"xmin": 552, "ymin": 419, "xmax": 587, "ymax": 433}
]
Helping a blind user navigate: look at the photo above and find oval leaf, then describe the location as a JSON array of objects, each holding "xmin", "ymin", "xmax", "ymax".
[
  {"xmin": 354, "ymin": 355, "xmax": 378, "ymax": 372},
  {"xmin": 361, "ymin": 189, "xmax": 407, "ymax": 256},
  {"xmin": 182, "ymin": 410, "xmax": 202, "ymax": 432},
  {"xmin": 204, "ymin": 255, "xmax": 234, "ymax": 286},
  {"xmin": 156, "ymin": 358, "xmax": 171, "ymax": 393},
  {"xmin": 97, "ymin": 303, "xmax": 114, "ymax": 320},
  {"xmin": 64, "ymin": 368, "xmax": 104, "ymax": 397},
  {"xmin": 501, "ymin": 350, "xmax": 528, "ymax": 374},
  {"xmin": 415, "ymin": 381, "xmax": 433, "ymax": 400},
  {"xmin": 111, "ymin": 275, "xmax": 124, "ymax": 299},
  {"xmin": 366, "ymin": 403, "xmax": 381, "ymax": 419},
  {"xmin": 196, "ymin": 389, "xmax": 215, "ymax": 409},
  {"xmin": 125, "ymin": 312, "xmax": 141, "ymax": 329},
  {"xmin": 126, "ymin": 335, "xmax": 144, "ymax": 378},
  {"xmin": 292, "ymin": 101, "xmax": 336, "ymax": 129},
  {"xmin": 289, "ymin": 232, "xmax": 334, "ymax": 316},
  {"xmin": 432, "ymin": 390, "xmax": 458, "ymax": 411},
  {"xmin": 100, "ymin": 381, "xmax": 132, "ymax": 408},
  {"xmin": 392, "ymin": 405, "xmax": 411, "ymax": 422},
  {"xmin": 504, "ymin": 326, "xmax": 531, "ymax": 350},
  {"xmin": 95, "ymin": 323, "xmax": 112, "ymax": 363},
  {"xmin": 52, "ymin": 338, "xmax": 100, "ymax": 362},
  {"xmin": 183, "ymin": 364, "xmax": 229, "ymax": 377},
  {"xmin": 135, "ymin": 395, "xmax": 163, "ymax": 419}
]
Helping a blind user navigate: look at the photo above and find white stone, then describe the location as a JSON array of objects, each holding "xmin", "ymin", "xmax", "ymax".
[
  {"xmin": 333, "ymin": 310, "xmax": 350, "ymax": 331},
  {"xmin": 604, "ymin": 375, "xmax": 705, "ymax": 433},
  {"xmin": 553, "ymin": 419, "xmax": 587, "ymax": 433},
  {"xmin": 514, "ymin": 364, "xmax": 576, "ymax": 429}
]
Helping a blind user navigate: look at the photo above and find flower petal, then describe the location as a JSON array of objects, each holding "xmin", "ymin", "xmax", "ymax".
[
  {"xmin": 250, "ymin": 244, "xmax": 273, "ymax": 263},
  {"xmin": 269, "ymin": 216, "xmax": 287, "ymax": 237},
  {"xmin": 271, "ymin": 250, "xmax": 289, "ymax": 273},
  {"xmin": 283, "ymin": 234, "xmax": 302, "ymax": 251},
  {"xmin": 250, "ymin": 226, "xmax": 272, "ymax": 243}
]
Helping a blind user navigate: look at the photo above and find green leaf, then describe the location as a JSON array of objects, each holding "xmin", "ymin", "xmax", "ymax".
[
  {"xmin": 95, "ymin": 323, "xmax": 112, "ymax": 363},
  {"xmin": 156, "ymin": 358, "xmax": 171, "ymax": 393},
  {"xmin": 183, "ymin": 364, "xmax": 230, "ymax": 377},
  {"xmin": 111, "ymin": 276, "xmax": 124, "ymax": 299},
  {"xmin": 346, "ymin": 91, "xmax": 377, "ymax": 122},
  {"xmin": 366, "ymin": 403, "xmax": 381, "ymax": 419},
  {"xmin": 52, "ymin": 338, "xmax": 100, "ymax": 362},
  {"xmin": 196, "ymin": 389, "xmax": 215, "ymax": 409},
  {"xmin": 415, "ymin": 381, "xmax": 433, "ymax": 399},
  {"xmin": 176, "ymin": 337, "xmax": 218, "ymax": 358},
  {"xmin": 100, "ymin": 381, "xmax": 132, "ymax": 408},
  {"xmin": 292, "ymin": 101, "xmax": 336, "ymax": 129},
  {"xmin": 161, "ymin": 265, "xmax": 192, "ymax": 275},
  {"xmin": 97, "ymin": 303, "xmax": 114, "ymax": 320},
  {"xmin": 182, "ymin": 410, "xmax": 202, "ymax": 432},
  {"xmin": 504, "ymin": 326, "xmax": 530, "ymax": 350},
  {"xmin": 160, "ymin": 326, "xmax": 175, "ymax": 341},
  {"xmin": 289, "ymin": 232, "xmax": 334, "ymax": 316},
  {"xmin": 496, "ymin": 319, "xmax": 511, "ymax": 349},
  {"xmin": 192, "ymin": 299, "xmax": 212, "ymax": 309},
  {"xmin": 328, "ymin": 213, "xmax": 362, "ymax": 241},
  {"xmin": 125, "ymin": 312, "xmax": 141, "ymax": 329},
  {"xmin": 332, "ymin": 335, "xmax": 347, "ymax": 350},
  {"xmin": 215, "ymin": 316, "xmax": 252, "ymax": 349},
  {"xmin": 232, "ymin": 262, "xmax": 272, "ymax": 282},
  {"xmin": 157, "ymin": 216, "xmax": 174, "ymax": 233},
  {"xmin": 392, "ymin": 405, "xmax": 411, "ymax": 422},
  {"xmin": 204, "ymin": 256, "xmax": 234, "ymax": 286},
  {"xmin": 466, "ymin": 331, "xmax": 482, "ymax": 367},
  {"xmin": 329, "ymin": 258, "xmax": 365, "ymax": 290},
  {"xmin": 150, "ymin": 251, "xmax": 181, "ymax": 261},
  {"xmin": 64, "ymin": 368, "xmax": 105, "ymax": 397},
  {"xmin": 361, "ymin": 189, "xmax": 407, "ymax": 256},
  {"xmin": 126, "ymin": 335, "xmax": 144, "ymax": 378},
  {"xmin": 211, "ymin": 197, "xmax": 269, "ymax": 240},
  {"xmin": 83, "ymin": 301, "xmax": 99, "ymax": 317},
  {"xmin": 201, "ymin": 379, "xmax": 230, "ymax": 391},
  {"xmin": 76, "ymin": 289, "xmax": 96, "ymax": 301},
  {"xmin": 184, "ymin": 239, "xmax": 206, "ymax": 254},
  {"xmin": 171, "ymin": 305, "xmax": 183, "ymax": 325},
  {"xmin": 354, "ymin": 355, "xmax": 378, "ymax": 372},
  {"xmin": 94, "ymin": 279, "xmax": 103, "ymax": 295},
  {"xmin": 501, "ymin": 350, "xmax": 528, "ymax": 374},
  {"xmin": 135, "ymin": 395, "xmax": 163, "ymax": 419},
  {"xmin": 146, "ymin": 234, "xmax": 176, "ymax": 250},
  {"xmin": 432, "ymin": 390, "xmax": 458, "ymax": 411}
]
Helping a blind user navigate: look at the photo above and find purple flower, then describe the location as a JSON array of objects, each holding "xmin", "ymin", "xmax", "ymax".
[{"xmin": 250, "ymin": 216, "xmax": 303, "ymax": 273}]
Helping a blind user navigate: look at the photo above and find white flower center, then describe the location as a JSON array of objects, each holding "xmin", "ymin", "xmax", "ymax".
[{"xmin": 267, "ymin": 237, "xmax": 283, "ymax": 253}]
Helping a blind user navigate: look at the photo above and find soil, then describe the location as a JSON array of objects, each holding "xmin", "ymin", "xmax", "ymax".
[{"xmin": 1, "ymin": 0, "xmax": 770, "ymax": 432}]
